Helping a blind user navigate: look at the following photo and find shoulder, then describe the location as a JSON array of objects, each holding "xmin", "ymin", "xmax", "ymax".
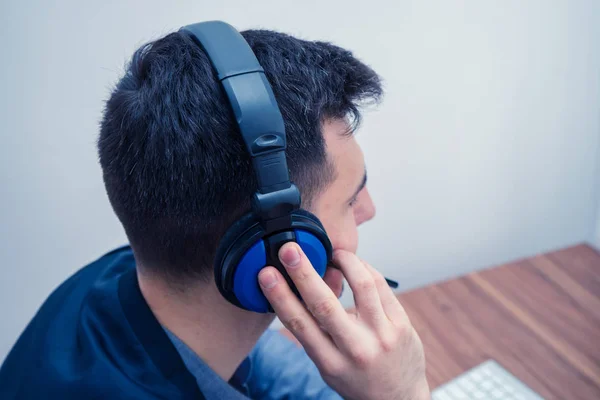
[{"xmin": 0, "ymin": 246, "xmax": 187, "ymax": 400}]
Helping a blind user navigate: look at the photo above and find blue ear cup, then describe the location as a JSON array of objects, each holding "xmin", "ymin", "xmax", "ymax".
[{"xmin": 214, "ymin": 209, "xmax": 332, "ymax": 313}]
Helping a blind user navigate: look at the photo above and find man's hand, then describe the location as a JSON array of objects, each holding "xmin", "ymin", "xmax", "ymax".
[{"xmin": 258, "ymin": 243, "xmax": 431, "ymax": 400}]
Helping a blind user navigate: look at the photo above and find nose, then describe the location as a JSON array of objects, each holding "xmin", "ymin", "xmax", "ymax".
[
  {"xmin": 364, "ymin": 190, "xmax": 376, "ymax": 221},
  {"xmin": 356, "ymin": 189, "xmax": 376, "ymax": 225}
]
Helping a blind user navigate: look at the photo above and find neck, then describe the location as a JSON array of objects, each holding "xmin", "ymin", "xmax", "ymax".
[{"xmin": 137, "ymin": 269, "xmax": 274, "ymax": 381}]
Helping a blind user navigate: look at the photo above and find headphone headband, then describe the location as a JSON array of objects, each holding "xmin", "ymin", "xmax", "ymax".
[
  {"xmin": 181, "ymin": 21, "xmax": 300, "ymax": 227},
  {"xmin": 181, "ymin": 21, "xmax": 264, "ymax": 81}
]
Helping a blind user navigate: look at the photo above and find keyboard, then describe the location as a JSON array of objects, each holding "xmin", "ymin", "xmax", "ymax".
[{"xmin": 431, "ymin": 360, "xmax": 545, "ymax": 400}]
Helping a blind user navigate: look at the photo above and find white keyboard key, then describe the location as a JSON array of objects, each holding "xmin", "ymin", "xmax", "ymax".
[
  {"xmin": 459, "ymin": 379, "xmax": 476, "ymax": 391},
  {"xmin": 470, "ymin": 370, "xmax": 484, "ymax": 382},
  {"xmin": 493, "ymin": 375, "xmax": 505, "ymax": 385},
  {"xmin": 481, "ymin": 380, "xmax": 494, "ymax": 390},
  {"xmin": 448, "ymin": 386, "xmax": 464, "ymax": 397}
]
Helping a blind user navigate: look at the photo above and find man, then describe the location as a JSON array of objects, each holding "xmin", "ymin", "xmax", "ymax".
[{"xmin": 0, "ymin": 22, "xmax": 430, "ymax": 399}]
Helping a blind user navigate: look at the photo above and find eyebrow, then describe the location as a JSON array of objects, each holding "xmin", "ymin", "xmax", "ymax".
[{"xmin": 348, "ymin": 168, "xmax": 367, "ymax": 202}]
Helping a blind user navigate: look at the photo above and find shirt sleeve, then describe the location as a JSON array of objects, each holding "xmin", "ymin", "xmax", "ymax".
[{"xmin": 243, "ymin": 328, "xmax": 343, "ymax": 400}]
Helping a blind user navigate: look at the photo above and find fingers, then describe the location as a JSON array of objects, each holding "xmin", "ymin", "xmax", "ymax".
[
  {"xmin": 276, "ymin": 243, "xmax": 358, "ymax": 345},
  {"xmin": 332, "ymin": 250, "xmax": 387, "ymax": 329},
  {"xmin": 258, "ymin": 266, "xmax": 344, "ymax": 368},
  {"xmin": 362, "ymin": 261, "xmax": 410, "ymax": 325}
]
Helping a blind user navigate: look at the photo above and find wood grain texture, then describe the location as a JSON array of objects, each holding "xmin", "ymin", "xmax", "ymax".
[{"xmin": 399, "ymin": 244, "xmax": 600, "ymax": 399}]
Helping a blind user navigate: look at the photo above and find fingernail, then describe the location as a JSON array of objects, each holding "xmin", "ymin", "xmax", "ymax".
[
  {"xmin": 280, "ymin": 244, "xmax": 300, "ymax": 267},
  {"xmin": 259, "ymin": 270, "xmax": 278, "ymax": 289}
]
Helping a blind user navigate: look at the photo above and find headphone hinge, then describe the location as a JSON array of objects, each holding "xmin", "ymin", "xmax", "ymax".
[{"xmin": 253, "ymin": 184, "xmax": 300, "ymax": 228}]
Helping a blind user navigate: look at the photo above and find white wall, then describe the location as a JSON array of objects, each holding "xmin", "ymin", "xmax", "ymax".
[
  {"xmin": 593, "ymin": 149, "xmax": 600, "ymax": 251},
  {"xmin": 594, "ymin": 205, "xmax": 600, "ymax": 251},
  {"xmin": 1, "ymin": 0, "xmax": 600, "ymax": 361}
]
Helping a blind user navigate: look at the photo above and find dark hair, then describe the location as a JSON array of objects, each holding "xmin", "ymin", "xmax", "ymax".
[{"xmin": 98, "ymin": 28, "xmax": 382, "ymax": 282}]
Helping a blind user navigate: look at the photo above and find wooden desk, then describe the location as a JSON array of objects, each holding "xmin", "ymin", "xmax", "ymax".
[{"xmin": 399, "ymin": 244, "xmax": 600, "ymax": 400}]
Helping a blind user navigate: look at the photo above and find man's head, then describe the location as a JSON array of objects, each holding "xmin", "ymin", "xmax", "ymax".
[{"xmin": 98, "ymin": 27, "xmax": 382, "ymax": 284}]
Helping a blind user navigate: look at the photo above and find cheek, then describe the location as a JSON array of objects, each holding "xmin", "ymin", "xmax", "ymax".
[{"xmin": 323, "ymin": 215, "xmax": 359, "ymax": 254}]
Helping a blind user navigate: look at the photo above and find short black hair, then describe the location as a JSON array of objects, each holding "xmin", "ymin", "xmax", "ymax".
[{"xmin": 98, "ymin": 28, "xmax": 382, "ymax": 282}]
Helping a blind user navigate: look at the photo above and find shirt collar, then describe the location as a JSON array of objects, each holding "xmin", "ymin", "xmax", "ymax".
[{"xmin": 164, "ymin": 328, "xmax": 252, "ymax": 398}]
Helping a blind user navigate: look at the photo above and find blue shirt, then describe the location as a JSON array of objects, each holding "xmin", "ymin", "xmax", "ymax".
[
  {"xmin": 166, "ymin": 328, "xmax": 343, "ymax": 399},
  {"xmin": 0, "ymin": 245, "xmax": 342, "ymax": 399}
]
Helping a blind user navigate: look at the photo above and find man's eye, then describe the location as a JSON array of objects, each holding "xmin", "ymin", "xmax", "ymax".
[{"xmin": 349, "ymin": 196, "xmax": 358, "ymax": 207}]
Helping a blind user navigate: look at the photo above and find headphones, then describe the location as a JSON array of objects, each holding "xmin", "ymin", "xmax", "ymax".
[{"xmin": 180, "ymin": 21, "xmax": 333, "ymax": 313}]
